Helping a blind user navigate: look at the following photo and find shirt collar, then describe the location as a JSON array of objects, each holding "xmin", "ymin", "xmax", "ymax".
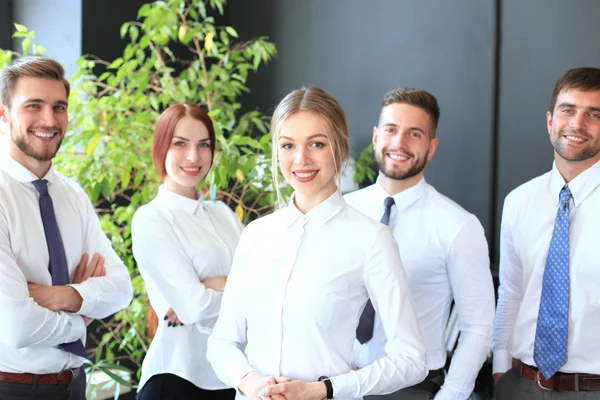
[
  {"xmin": 375, "ymin": 176, "xmax": 428, "ymax": 211},
  {"xmin": 281, "ymin": 190, "xmax": 346, "ymax": 227},
  {"xmin": 1, "ymin": 155, "xmax": 57, "ymax": 185},
  {"xmin": 550, "ymin": 160, "xmax": 600, "ymax": 207},
  {"xmin": 155, "ymin": 185, "xmax": 205, "ymax": 215}
]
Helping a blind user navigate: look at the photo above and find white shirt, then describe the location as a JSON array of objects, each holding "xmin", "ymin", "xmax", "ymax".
[
  {"xmin": 0, "ymin": 156, "xmax": 133, "ymax": 374},
  {"xmin": 348, "ymin": 178, "xmax": 495, "ymax": 400},
  {"xmin": 207, "ymin": 191, "xmax": 427, "ymax": 400},
  {"xmin": 494, "ymin": 161, "xmax": 600, "ymax": 374},
  {"xmin": 132, "ymin": 186, "xmax": 243, "ymax": 390}
]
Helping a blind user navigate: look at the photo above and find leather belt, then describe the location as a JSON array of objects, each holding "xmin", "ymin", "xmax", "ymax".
[
  {"xmin": 513, "ymin": 359, "xmax": 600, "ymax": 391},
  {"xmin": 0, "ymin": 368, "xmax": 79, "ymax": 385}
]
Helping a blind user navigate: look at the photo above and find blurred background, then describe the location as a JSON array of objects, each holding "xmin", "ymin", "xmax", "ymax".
[{"xmin": 1, "ymin": 0, "xmax": 599, "ymax": 398}]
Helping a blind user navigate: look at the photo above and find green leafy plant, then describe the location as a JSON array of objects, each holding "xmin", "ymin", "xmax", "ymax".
[
  {"xmin": 0, "ymin": 0, "xmax": 376, "ymax": 395},
  {"xmin": 2, "ymin": 0, "xmax": 279, "ymax": 392}
]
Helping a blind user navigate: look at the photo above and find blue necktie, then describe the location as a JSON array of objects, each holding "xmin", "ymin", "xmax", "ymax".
[
  {"xmin": 356, "ymin": 196, "xmax": 395, "ymax": 344},
  {"xmin": 533, "ymin": 185, "xmax": 571, "ymax": 379},
  {"xmin": 32, "ymin": 179, "xmax": 87, "ymax": 358}
]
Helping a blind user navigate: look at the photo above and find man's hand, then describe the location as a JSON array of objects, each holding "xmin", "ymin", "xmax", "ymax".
[
  {"xmin": 494, "ymin": 373, "xmax": 503, "ymax": 384},
  {"xmin": 72, "ymin": 253, "xmax": 105, "ymax": 284},
  {"xmin": 239, "ymin": 372, "xmax": 290, "ymax": 400},
  {"xmin": 28, "ymin": 253, "xmax": 107, "ymax": 314},
  {"xmin": 202, "ymin": 276, "xmax": 227, "ymax": 292},
  {"xmin": 260, "ymin": 380, "xmax": 326, "ymax": 400},
  {"xmin": 28, "ymin": 284, "xmax": 82, "ymax": 312},
  {"xmin": 164, "ymin": 307, "xmax": 183, "ymax": 327}
]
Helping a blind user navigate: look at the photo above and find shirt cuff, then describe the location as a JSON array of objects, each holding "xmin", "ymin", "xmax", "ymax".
[
  {"xmin": 68, "ymin": 283, "xmax": 94, "ymax": 316},
  {"xmin": 236, "ymin": 368, "xmax": 257, "ymax": 394},
  {"xmin": 330, "ymin": 370, "xmax": 359, "ymax": 398},
  {"xmin": 493, "ymin": 349, "xmax": 512, "ymax": 374},
  {"xmin": 68, "ymin": 313, "xmax": 87, "ymax": 343}
]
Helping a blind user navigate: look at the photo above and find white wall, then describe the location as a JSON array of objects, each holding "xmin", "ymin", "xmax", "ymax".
[{"xmin": 13, "ymin": 0, "xmax": 82, "ymax": 77}]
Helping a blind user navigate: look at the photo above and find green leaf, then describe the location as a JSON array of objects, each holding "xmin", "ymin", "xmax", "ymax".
[
  {"xmin": 225, "ymin": 27, "xmax": 238, "ymax": 38},
  {"xmin": 86, "ymin": 135, "xmax": 100, "ymax": 156},
  {"xmin": 14, "ymin": 23, "xmax": 27, "ymax": 32},
  {"xmin": 198, "ymin": 2, "xmax": 207, "ymax": 18},
  {"xmin": 32, "ymin": 44, "xmax": 46, "ymax": 55},
  {"xmin": 139, "ymin": 35, "xmax": 150, "ymax": 50},
  {"xmin": 121, "ymin": 169, "xmax": 131, "ymax": 190},
  {"xmin": 120, "ymin": 22, "xmax": 130, "ymax": 39},
  {"xmin": 101, "ymin": 178, "xmax": 111, "ymax": 200},
  {"xmin": 22, "ymin": 38, "xmax": 31, "ymax": 56},
  {"xmin": 108, "ymin": 58, "xmax": 124, "ymax": 69}
]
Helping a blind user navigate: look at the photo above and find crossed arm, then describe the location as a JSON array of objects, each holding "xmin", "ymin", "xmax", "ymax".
[{"xmin": 27, "ymin": 253, "xmax": 107, "ymax": 326}]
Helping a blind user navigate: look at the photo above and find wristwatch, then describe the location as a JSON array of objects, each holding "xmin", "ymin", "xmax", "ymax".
[{"xmin": 318, "ymin": 376, "xmax": 334, "ymax": 399}]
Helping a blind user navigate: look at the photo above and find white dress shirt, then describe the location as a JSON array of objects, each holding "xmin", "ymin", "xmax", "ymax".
[
  {"xmin": 494, "ymin": 160, "xmax": 600, "ymax": 375},
  {"xmin": 348, "ymin": 178, "xmax": 495, "ymax": 400},
  {"xmin": 132, "ymin": 186, "xmax": 243, "ymax": 391},
  {"xmin": 0, "ymin": 156, "xmax": 133, "ymax": 374},
  {"xmin": 207, "ymin": 190, "xmax": 427, "ymax": 400}
]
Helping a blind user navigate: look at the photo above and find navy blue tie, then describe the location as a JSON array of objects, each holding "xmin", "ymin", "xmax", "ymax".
[
  {"xmin": 356, "ymin": 196, "xmax": 395, "ymax": 344},
  {"xmin": 32, "ymin": 179, "xmax": 87, "ymax": 358},
  {"xmin": 533, "ymin": 185, "xmax": 571, "ymax": 379}
]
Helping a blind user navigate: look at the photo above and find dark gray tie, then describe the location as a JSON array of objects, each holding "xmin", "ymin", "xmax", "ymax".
[
  {"xmin": 356, "ymin": 196, "xmax": 395, "ymax": 344},
  {"xmin": 32, "ymin": 179, "xmax": 87, "ymax": 358}
]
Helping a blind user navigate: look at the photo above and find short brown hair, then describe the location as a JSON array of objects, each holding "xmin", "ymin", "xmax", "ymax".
[
  {"xmin": 0, "ymin": 56, "xmax": 70, "ymax": 106},
  {"xmin": 550, "ymin": 67, "xmax": 600, "ymax": 114},
  {"xmin": 380, "ymin": 88, "xmax": 440, "ymax": 135},
  {"xmin": 152, "ymin": 103, "xmax": 216, "ymax": 179}
]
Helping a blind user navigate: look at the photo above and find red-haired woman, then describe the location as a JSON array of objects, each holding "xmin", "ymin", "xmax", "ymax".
[{"xmin": 132, "ymin": 103, "xmax": 241, "ymax": 400}]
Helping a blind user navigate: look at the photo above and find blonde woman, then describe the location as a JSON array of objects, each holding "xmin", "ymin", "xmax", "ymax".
[
  {"xmin": 207, "ymin": 87, "xmax": 427, "ymax": 400},
  {"xmin": 132, "ymin": 104, "xmax": 240, "ymax": 400}
]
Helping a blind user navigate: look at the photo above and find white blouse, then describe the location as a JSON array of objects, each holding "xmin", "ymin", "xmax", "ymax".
[
  {"xmin": 207, "ymin": 191, "xmax": 427, "ymax": 400},
  {"xmin": 132, "ymin": 186, "xmax": 243, "ymax": 390}
]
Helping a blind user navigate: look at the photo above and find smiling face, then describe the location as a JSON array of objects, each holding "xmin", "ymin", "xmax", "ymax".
[
  {"xmin": 277, "ymin": 111, "xmax": 338, "ymax": 212},
  {"xmin": 548, "ymin": 88, "xmax": 600, "ymax": 173},
  {"xmin": 373, "ymin": 103, "xmax": 438, "ymax": 193},
  {"xmin": 0, "ymin": 76, "xmax": 68, "ymax": 177},
  {"xmin": 163, "ymin": 116, "xmax": 213, "ymax": 199}
]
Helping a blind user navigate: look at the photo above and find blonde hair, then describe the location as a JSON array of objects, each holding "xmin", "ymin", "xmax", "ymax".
[
  {"xmin": 0, "ymin": 56, "xmax": 70, "ymax": 106},
  {"xmin": 270, "ymin": 87, "xmax": 350, "ymax": 205}
]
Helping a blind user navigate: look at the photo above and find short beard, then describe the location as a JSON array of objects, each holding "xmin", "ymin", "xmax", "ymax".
[
  {"xmin": 11, "ymin": 123, "xmax": 63, "ymax": 162},
  {"xmin": 551, "ymin": 128, "xmax": 600, "ymax": 162},
  {"xmin": 376, "ymin": 153, "xmax": 427, "ymax": 181}
]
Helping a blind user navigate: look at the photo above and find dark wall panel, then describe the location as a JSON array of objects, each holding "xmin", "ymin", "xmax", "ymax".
[
  {"xmin": 0, "ymin": 0, "xmax": 13, "ymax": 50},
  {"xmin": 496, "ymin": 0, "xmax": 600, "ymax": 253},
  {"xmin": 82, "ymin": 0, "xmax": 149, "ymax": 61},
  {"xmin": 231, "ymin": 0, "xmax": 496, "ymax": 239}
]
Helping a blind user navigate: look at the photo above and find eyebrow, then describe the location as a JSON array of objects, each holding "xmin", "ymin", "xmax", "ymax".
[
  {"xmin": 25, "ymin": 98, "xmax": 68, "ymax": 107},
  {"xmin": 557, "ymin": 102, "xmax": 600, "ymax": 113},
  {"xmin": 382, "ymin": 123, "xmax": 425, "ymax": 134},
  {"xmin": 279, "ymin": 133, "xmax": 328, "ymax": 141},
  {"xmin": 173, "ymin": 136, "xmax": 211, "ymax": 142}
]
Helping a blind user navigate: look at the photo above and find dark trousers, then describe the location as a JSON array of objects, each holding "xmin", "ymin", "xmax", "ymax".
[
  {"xmin": 0, "ymin": 369, "xmax": 86, "ymax": 400},
  {"xmin": 495, "ymin": 368, "xmax": 600, "ymax": 399},
  {"xmin": 137, "ymin": 374, "xmax": 236, "ymax": 400},
  {"xmin": 365, "ymin": 369, "xmax": 444, "ymax": 400}
]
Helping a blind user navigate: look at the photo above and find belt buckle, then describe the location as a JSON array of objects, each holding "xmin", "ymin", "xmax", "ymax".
[
  {"xmin": 536, "ymin": 370, "xmax": 553, "ymax": 391},
  {"xmin": 57, "ymin": 369, "xmax": 72, "ymax": 385}
]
